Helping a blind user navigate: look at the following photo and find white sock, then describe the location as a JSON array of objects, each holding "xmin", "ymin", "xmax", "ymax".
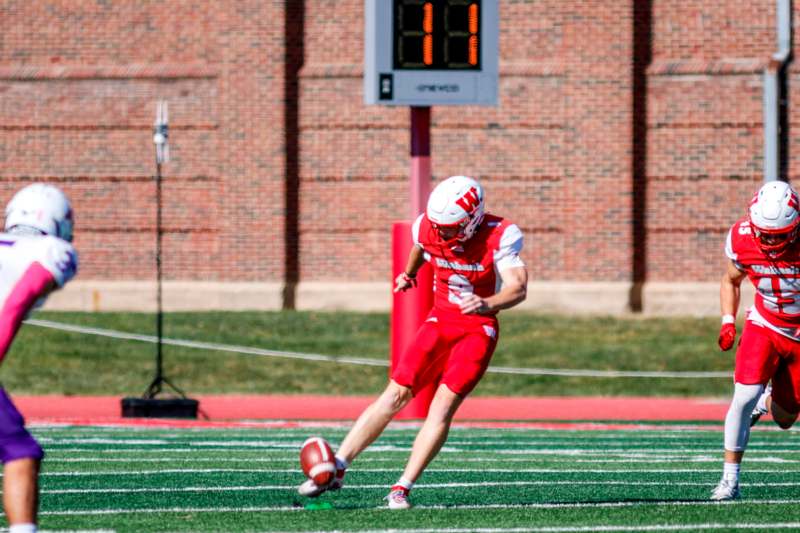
[
  {"xmin": 334, "ymin": 455, "xmax": 349, "ymax": 471},
  {"xmin": 723, "ymin": 462, "xmax": 740, "ymax": 483},
  {"xmin": 395, "ymin": 476, "xmax": 414, "ymax": 491},
  {"xmin": 9, "ymin": 524, "xmax": 37, "ymax": 533}
]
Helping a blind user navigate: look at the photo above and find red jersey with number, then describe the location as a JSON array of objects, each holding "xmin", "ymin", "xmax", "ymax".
[
  {"xmin": 726, "ymin": 216, "xmax": 800, "ymax": 330},
  {"xmin": 412, "ymin": 213, "xmax": 525, "ymax": 316}
]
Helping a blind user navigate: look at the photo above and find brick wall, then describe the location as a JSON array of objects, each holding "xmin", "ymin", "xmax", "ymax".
[
  {"xmin": 0, "ymin": 1, "xmax": 285, "ymax": 283},
  {"xmin": 0, "ymin": 0, "xmax": 796, "ymax": 310},
  {"xmin": 646, "ymin": 0, "xmax": 776, "ymax": 282}
]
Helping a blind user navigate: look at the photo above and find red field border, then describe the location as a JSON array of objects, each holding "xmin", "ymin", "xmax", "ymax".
[{"xmin": 14, "ymin": 395, "xmax": 737, "ymax": 426}]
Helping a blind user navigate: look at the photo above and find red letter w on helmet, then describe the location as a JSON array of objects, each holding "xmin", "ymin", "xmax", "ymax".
[{"xmin": 455, "ymin": 187, "xmax": 481, "ymax": 213}]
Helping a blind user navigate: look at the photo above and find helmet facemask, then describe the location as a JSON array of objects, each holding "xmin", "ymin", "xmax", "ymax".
[
  {"xmin": 431, "ymin": 217, "xmax": 471, "ymax": 248},
  {"xmin": 751, "ymin": 221, "xmax": 800, "ymax": 258}
]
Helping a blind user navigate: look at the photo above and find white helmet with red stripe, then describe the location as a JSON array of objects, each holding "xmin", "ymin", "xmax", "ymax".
[
  {"xmin": 4, "ymin": 183, "xmax": 74, "ymax": 242},
  {"xmin": 749, "ymin": 180, "xmax": 800, "ymax": 257},
  {"xmin": 426, "ymin": 175, "xmax": 485, "ymax": 244}
]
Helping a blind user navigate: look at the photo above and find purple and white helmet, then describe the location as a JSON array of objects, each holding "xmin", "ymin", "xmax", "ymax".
[{"xmin": 5, "ymin": 183, "xmax": 74, "ymax": 242}]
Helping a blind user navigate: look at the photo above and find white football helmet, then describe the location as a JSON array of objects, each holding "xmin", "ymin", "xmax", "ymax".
[
  {"xmin": 749, "ymin": 180, "xmax": 800, "ymax": 257},
  {"xmin": 5, "ymin": 183, "xmax": 74, "ymax": 242},
  {"xmin": 426, "ymin": 175, "xmax": 485, "ymax": 244}
]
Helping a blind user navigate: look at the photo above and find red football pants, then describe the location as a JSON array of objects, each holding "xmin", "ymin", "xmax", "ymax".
[
  {"xmin": 735, "ymin": 320, "xmax": 800, "ymax": 413},
  {"xmin": 391, "ymin": 312, "xmax": 499, "ymax": 397}
]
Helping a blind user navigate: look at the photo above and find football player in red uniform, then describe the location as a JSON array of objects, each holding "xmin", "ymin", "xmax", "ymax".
[
  {"xmin": 712, "ymin": 180, "xmax": 800, "ymax": 501},
  {"xmin": 298, "ymin": 176, "xmax": 528, "ymax": 508}
]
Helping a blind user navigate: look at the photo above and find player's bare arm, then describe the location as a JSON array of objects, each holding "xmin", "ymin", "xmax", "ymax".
[
  {"xmin": 718, "ymin": 259, "xmax": 746, "ymax": 351},
  {"xmin": 393, "ymin": 245, "xmax": 426, "ymax": 293},
  {"xmin": 720, "ymin": 259, "xmax": 746, "ymax": 319},
  {"xmin": 460, "ymin": 265, "xmax": 527, "ymax": 314}
]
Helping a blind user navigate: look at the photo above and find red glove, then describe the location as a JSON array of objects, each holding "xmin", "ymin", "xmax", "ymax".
[
  {"xmin": 393, "ymin": 272, "xmax": 417, "ymax": 293},
  {"xmin": 718, "ymin": 323, "xmax": 736, "ymax": 351}
]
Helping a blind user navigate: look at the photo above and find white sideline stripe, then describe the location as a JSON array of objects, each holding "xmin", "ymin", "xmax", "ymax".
[
  {"xmin": 50, "ymin": 436, "xmax": 794, "ymax": 452},
  {"xmin": 39, "ymin": 438, "xmax": 800, "ymax": 451},
  {"xmin": 40, "ymin": 480, "xmax": 800, "ymax": 494},
  {"xmin": 24, "ymin": 318, "xmax": 732, "ymax": 379},
  {"xmin": 36, "ymin": 467, "xmax": 800, "ymax": 476},
  {"xmin": 50, "ymin": 427, "xmax": 729, "ymax": 434},
  {"xmin": 39, "ymin": 438, "xmax": 170, "ymax": 445},
  {"xmin": 41, "ymin": 446, "xmax": 800, "ymax": 457},
  {"xmin": 39, "ymin": 530, "xmax": 117, "ymax": 533},
  {"xmin": 289, "ymin": 525, "xmax": 800, "ymax": 533},
  {"xmin": 35, "ymin": 499, "xmax": 800, "ymax": 516},
  {"xmin": 41, "ymin": 456, "xmax": 800, "ymax": 464}
]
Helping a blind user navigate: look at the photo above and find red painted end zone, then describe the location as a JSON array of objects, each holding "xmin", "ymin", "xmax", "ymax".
[{"xmin": 12, "ymin": 395, "xmax": 738, "ymax": 423}]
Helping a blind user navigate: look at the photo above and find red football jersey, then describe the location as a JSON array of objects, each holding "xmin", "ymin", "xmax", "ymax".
[
  {"xmin": 726, "ymin": 216, "xmax": 800, "ymax": 328},
  {"xmin": 413, "ymin": 213, "xmax": 525, "ymax": 315}
]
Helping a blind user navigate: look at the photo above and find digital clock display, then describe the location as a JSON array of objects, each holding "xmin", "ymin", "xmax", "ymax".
[
  {"xmin": 393, "ymin": 0, "xmax": 481, "ymax": 70},
  {"xmin": 364, "ymin": 0, "xmax": 496, "ymax": 105}
]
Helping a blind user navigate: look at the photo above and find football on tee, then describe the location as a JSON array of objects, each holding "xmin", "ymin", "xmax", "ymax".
[{"xmin": 300, "ymin": 437, "xmax": 336, "ymax": 486}]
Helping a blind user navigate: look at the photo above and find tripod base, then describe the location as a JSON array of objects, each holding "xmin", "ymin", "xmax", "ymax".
[{"xmin": 121, "ymin": 397, "xmax": 199, "ymax": 419}]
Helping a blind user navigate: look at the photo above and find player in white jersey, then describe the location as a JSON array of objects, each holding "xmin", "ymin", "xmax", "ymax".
[{"xmin": 0, "ymin": 184, "xmax": 77, "ymax": 533}]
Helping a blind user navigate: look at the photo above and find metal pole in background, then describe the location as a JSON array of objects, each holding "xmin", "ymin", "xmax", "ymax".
[
  {"xmin": 392, "ymin": 105, "xmax": 435, "ymax": 419},
  {"xmin": 410, "ymin": 106, "xmax": 431, "ymax": 218},
  {"xmin": 763, "ymin": 0, "xmax": 793, "ymax": 182},
  {"xmin": 122, "ymin": 100, "xmax": 197, "ymax": 418},
  {"xmin": 148, "ymin": 100, "xmax": 169, "ymax": 398}
]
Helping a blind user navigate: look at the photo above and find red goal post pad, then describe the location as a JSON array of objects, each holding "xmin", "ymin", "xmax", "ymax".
[{"xmin": 391, "ymin": 220, "xmax": 436, "ymax": 419}]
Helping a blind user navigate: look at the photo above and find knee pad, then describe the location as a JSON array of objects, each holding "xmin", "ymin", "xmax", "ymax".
[{"xmin": 724, "ymin": 383, "xmax": 765, "ymax": 452}]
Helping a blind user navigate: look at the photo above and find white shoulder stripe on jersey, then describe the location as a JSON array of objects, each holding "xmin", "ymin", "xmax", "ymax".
[
  {"xmin": 725, "ymin": 227, "xmax": 737, "ymax": 262},
  {"xmin": 412, "ymin": 214, "xmax": 425, "ymax": 246},
  {"xmin": 499, "ymin": 224, "xmax": 523, "ymax": 250},
  {"xmin": 494, "ymin": 223, "xmax": 524, "ymax": 271}
]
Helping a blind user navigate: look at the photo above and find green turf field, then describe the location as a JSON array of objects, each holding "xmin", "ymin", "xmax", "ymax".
[
  {"xmin": 7, "ymin": 310, "xmax": 734, "ymax": 397},
  {"xmin": 25, "ymin": 422, "xmax": 800, "ymax": 532}
]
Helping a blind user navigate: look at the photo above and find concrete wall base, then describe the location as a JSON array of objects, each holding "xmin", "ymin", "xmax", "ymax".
[{"xmin": 41, "ymin": 281, "xmax": 756, "ymax": 317}]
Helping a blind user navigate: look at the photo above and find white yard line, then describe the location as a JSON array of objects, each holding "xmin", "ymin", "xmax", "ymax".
[
  {"xmin": 39, "ymin": 456, "xmax": 800, "ymax": 464},
  {"xmin": 39, "ymin": 480, "xmax": 800, "ymax": 494},
  {"xmin": 38, "ymin": 447, "xmax": 800, "ymax": 459},
  {"xmin": 282, "ymin": 525, "xmax": 800, "ymax": 533},
  {"xmin": 35, "ymin": 467, "xmax": 800, "ymax": 476},
  {"xmin": 37, "ymin": 498, "xmax": 800, "ymax": 516},
  {"xmin": 32, "ymin": 427, "xmax": 730, "ymax": 436},
  {"xmin": 39, "ymin": 530, "xmax": 116, "ymax": 533},
  {"xmin": 40, "ymin": 442, "xmax": 800, "ymax": 454}
]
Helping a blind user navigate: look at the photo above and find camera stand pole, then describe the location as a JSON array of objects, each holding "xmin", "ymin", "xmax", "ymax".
[{"xmin": 122, "ymin": 101, "xmax": 198, "ymax": 418}]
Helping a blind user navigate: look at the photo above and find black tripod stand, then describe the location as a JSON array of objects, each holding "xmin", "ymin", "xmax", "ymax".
[{"xmin": 121, "ymin": 101, "xmax": 198, "ymax": 418}]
